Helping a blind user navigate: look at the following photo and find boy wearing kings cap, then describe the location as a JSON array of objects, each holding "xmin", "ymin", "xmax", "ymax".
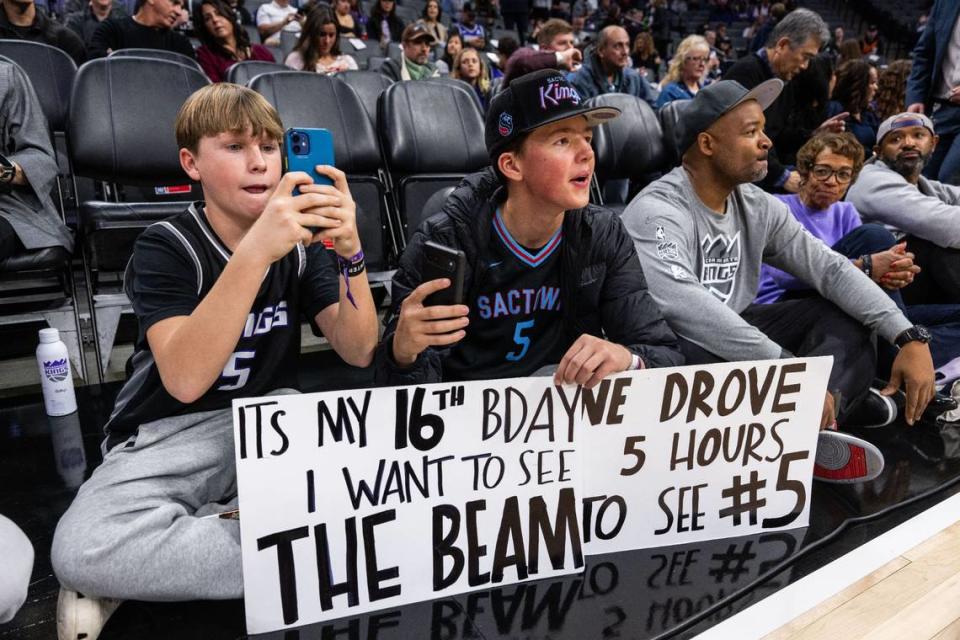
[{"xmin": 375, "ymin": 69, "xmax": 683, "ymax": 386}]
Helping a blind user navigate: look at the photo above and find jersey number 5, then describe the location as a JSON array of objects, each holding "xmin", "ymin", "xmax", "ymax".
[
  {"xmin": 506, "ymin": 320, "xmax": 535, "ymax": 362},
  {"xmin": 218, "ymin": 350, "xmax": 256, "ymax": 391}
]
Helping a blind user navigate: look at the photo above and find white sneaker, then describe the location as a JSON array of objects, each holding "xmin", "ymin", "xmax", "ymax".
[{"xmin": 57, "ymin": 587, "xmax": 123, "ymax": 640}]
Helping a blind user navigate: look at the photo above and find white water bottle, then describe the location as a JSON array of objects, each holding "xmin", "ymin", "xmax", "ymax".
[{"xmin": 36, "ymin": 328, "xmax": 77, "ymax": 416}]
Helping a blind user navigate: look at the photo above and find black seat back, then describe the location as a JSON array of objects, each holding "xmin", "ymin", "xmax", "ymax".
[
  {"xmin": 379, "ymin": 80, "xmax": 487, "ymax": 241},
  {"xmin": 338, "ymin": 70, "xmax": 394, "ymax": 130},
  {"xmin": 588, "ymin": 93, "xmax": 665, "ymax": 186},
  {"xmin": 226, "ymin": 60, "xmax": 288, "ymax": 85},
  {"xmin": 0, "ymin": 41, "xmax": 76, "ymax": 132},
  {"xmin": 250, "ymin": 71, "xmax": 396, "ymax": 271},
  {"xmin": 658, "ymin": 99, "xmax": 691, "ymax": 170},
  {"xmin": 109, "ymin": 48, "xmax": 204, "ymax": 73}
]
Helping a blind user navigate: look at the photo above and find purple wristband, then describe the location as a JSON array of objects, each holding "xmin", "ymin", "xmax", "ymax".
[{"xmin": 337, "ymin": 249, "xmax": 365, "ymax": 310}]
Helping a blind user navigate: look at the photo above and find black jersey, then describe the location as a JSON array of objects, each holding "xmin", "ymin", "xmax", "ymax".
[
  {"xmin": 103, "ymin": 203, "xmax": 340, "ymax": 451},
  {"xmin": 442, "ymin": 209, "xmax": 566, "ymax": 380}
]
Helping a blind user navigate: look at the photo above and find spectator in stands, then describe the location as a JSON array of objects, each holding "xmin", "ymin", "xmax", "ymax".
[
  {"xmin": 847, "ymin": 113, "xmax": 960, "ymax": 305},
  {"xmin": 748, "ymin": 0, "xmax": 783, "ymax": 52},
  {"xmin": 656, "ymin": 34, "xmax": 709, "ymax": 108},
  {"xmin": 827, "ymin": 60, "xmax": 880, "ymax": 151},
  {"xmin": 438, "ymin": 28, "xmax": 461, "ymax": 74},
  {"xmin": 334, "ymin": 0, "xmax": 361, "ymax": 37},
  {"xmin": 415, "ymin": 0, "xmax": 447, "ymax": 43},
  {"xmin": 286, "ymin": 6, "xmax": 358, "ymax": 73},
  {"xmin": 756, "ymin": 132, "xmax": 960, "ymax": 396},
  {"xmin": 0, "ymin": 61, "xmax": 73, "ymax": 262},
  {"xmin": 860, "ymin": 24, "xmax": 881, "ymax": 57},
  {"xmin": 194, "ymin": 0, "xmax": 274, "ymax": 82},
  {"xmin": 503, "ymin": 18, "xmax": 581, "ymax": 85},
  {"xmin": 499, "ymin": 0, "xmax": 528, "ymax": 44},
  {"xmin": 256, "ymin": 0, "xmax": 300, "ymax": 47},
  {"xmin": 622, "ymin": 80, "xmax": 936, "ymax": 480},
  {"xmin": 376, "ymin": 69, "xmax": 683, "ymax": 387},
  {"xmin": 875, "ymin": 60, "xmax": 911, "ymax": 122},
  {"xmin": 837, "ymin": 39, "xmax": 861, "ymax": 65},
  {"xmin": 89, "ymin": 0, "xmax": 195, "ymax": 58},
  {"xmin": 906, "ymin": 0, "xmax": 960, "ymax": 185},
  {"xmin": 0, "ymin": 0, "xmax": 85, "ymax": 65},
  {"xmin": 380, "ymin": 22, "xmax": 439, "ymax": 81},
  {"xmin": 0, "ymin": 515, "xmax": 32, "ymax": 625},
  {"xmin": 451, "ymin": 46, "xmax": 491, "ymax": 109},
  {"xmin": 567, "ymin": 25, "xmax": 657, "ymax": 107},
  {"xmin": 631, "ymin": 31, "xmax": 662, "ymax": 83},
  {"xmin": 227, "ymin": 0, "xmax": 251, "ymax": 25},
  {"xmin": 495, "ymin": 35, "xmax": 518, "ymax": 75},
  {"xmin": 366, "ymin": 0, "xmax": 403, "ymax": 46},
  {"xmin": 649, "ymin": 0, "xmax": 672, "ymax": 58},
  {"xmin": 823, "ymin": 25, "xmax": 842, "ymax": 59},
  {"xmin": 455, "ymin": 3, "xmax": 485, "ymax": 49},
  {"xmin": 723, "ymin": 8, "xmax": 845, "ymax": 193},
  {"xmin": 51, "ymin": 83, "xmax": 379, "ymax": 640},
  {"xmin": 65, "ymin": 0, "xmax": 128, "ymax": 48}
]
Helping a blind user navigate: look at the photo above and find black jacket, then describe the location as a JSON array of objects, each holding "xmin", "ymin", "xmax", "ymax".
[
  {"xmin": 374, "ymin": 169, "xmax": 684, "ymax": 385},
  {"xmin": 0, "ymin": 8, "xmax": 86, "ymax": 66}
]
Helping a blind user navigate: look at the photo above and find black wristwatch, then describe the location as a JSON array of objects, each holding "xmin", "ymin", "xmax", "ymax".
[
  {"xmin": 0, "ymin": 155, "xmax": 15, "ymax": 185},
  {"xmin": 895, "ymin": 325, "xmax": 932, "ymax": 348}
]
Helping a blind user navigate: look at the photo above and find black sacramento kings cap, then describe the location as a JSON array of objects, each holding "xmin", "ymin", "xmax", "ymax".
[
  {"xmin": 678, "ymin": 78, "xmax": 783, "ymax": 155},
  {"xmin": 485, "ymin": 69, "xmax": 621, "ymax": 162}
]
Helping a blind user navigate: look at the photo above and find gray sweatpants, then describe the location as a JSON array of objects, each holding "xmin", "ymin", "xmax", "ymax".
[
  {"xmin": 0, "ymin": 514, "xmax": 33, "ymax": 623},
  {"xmin": 50, "ymin": 393, "xmax": 294, "ymax": 601}
]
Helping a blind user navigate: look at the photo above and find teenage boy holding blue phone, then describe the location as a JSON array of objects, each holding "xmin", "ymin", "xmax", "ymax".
[
  {"xmin": 51, "ymin": 83, "xmax": 379, "ymax": 639},
  {"xmin": 376, "ymin": 69, "xmax": 683, "ymax": 387}
]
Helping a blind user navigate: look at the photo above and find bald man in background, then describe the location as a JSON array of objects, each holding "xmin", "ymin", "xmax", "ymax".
[{"xmin": 568, "ymin": 25, "xmax": 658, "ymax": 107}]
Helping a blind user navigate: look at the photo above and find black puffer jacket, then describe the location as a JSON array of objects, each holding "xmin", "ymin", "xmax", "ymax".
[{"xmin": 374, "ymin": 168, "xmax": 684, "ymax": 385}]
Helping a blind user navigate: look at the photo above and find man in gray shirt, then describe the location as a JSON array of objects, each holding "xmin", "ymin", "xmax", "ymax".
[
  {"xmin": 846, "ymin": 112, "xmax": 960, "ymax": 305},
  {"xmin": 623, "ymin": 79, "xmax": 936, "ymax": 481}
]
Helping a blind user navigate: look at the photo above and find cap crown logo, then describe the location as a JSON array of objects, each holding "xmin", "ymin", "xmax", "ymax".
[
  {"xmin": 539, "ymin": 81, "xmax": 581, "ymax": 110},
  {"xmin": 499, "ymin": 112, "xmax": 514, "ymax": 136}
]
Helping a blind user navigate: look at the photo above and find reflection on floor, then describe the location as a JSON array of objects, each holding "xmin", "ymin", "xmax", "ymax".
[{"xmin": 2, "ymin": 357, "xmax": 960, "ymax": 639}]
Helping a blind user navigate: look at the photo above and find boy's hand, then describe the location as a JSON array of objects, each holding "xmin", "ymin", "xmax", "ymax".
[
  {"xmin": 240, "ymin": 171, "xmax": 347, "ymax": 265},
  {"xmin": 554, "ymin": 334, "xmax": 632, "ymax": 389},
  {"xmin": 303, "ymin": 165, "xmax": 362, "ymax": 258},
  {"xmin": 392, "ymin": 279, "xmax": 469, "ymax": 367}
]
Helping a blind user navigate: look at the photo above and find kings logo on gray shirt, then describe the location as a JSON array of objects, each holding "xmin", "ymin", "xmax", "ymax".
[{"xmin": 700, "ymin": 232, "xmax": 741, "ymax": 303}]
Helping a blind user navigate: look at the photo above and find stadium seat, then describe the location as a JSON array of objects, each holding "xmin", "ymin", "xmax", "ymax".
[
  {"xmin": 249, "ymin": 71, "xmax": 400, "ymax": 286},
  {"xmin": 108, "ymin": 48, "xmax": 205, "ymax": 74},
  {"xmin": 280, "ymin": 30, "xmax": 299, "ymax": 61},
  {"xmin": 427, "ymin": 76, "xmax": 484, "ymax": 111},
  {"xmin": 659, "ymin": 98, "xmax": 690, "ymax": 171},
  {"xmin": 378, "ymin": 80, "xmax": 487, "ymax": 244},
  {"xmin": 338, "ymin": 70, "xmax": 394, "ymax": 130},
  {"xmin": 226, "ymin": 59, "xmax": 287, "ymax": 85},
  {"xmin": 367, "ymin": 56, "xmax": 388, "ymax": 71},
  {"xmin": 587, "ymin": 93, "xmax": 666, "ymax": 208},
  {"xmin": 339, "ymin": 36, "xmax": 376, "ymax": 70},
  {"xmin": 69, "ymin": 57, "xmax": 210, "ymax": 380}
]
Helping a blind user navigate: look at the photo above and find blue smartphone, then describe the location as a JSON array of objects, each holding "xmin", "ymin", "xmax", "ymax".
[{"xmin": 283, "ymin": 127, "xmax": 335, "ymax": 195}]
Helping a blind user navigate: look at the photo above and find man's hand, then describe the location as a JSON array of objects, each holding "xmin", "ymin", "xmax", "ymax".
[
  {"xmin": 237, "ymin": 171, "xmax": 341, "ymax": 265},
  {"xmin": 907, "ymin": 102, "xmax": 925, "ymax": 114},
  {"xmin": 557, "ymin": 47, "xmax": 583, "ymax": 70},
  {"xmin": 392, "ymin": 279, "xmax": 469, "ymax": 366},
  {"xmin": 304, "ymin": 165, "xmax": 361, "ymax": 258},
  {"xmin": 783, "ymin": 170, "xmax": 802, "ymax": 193},
  {"xmin": 881, "ymin": 342, "xmax": 936, "ymax": 425},
  {"xmin": 818, "ymin": 111, "xmax": 849, "ymax": 133},
  {"xmin": 871, "ymin": 242, "xmax": 920, "ymax": 289},
  {"xmin": 821, "ymin": 390, "xmax": 836, "ymax": 430},
  {"xmin": 554, "ymin": 334, "xmax": 633, "ymax": 389}
]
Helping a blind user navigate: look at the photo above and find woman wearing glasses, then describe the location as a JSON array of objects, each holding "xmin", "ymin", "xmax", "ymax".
[
  {"xmin": 754, "ymin": 132, "xmax": 960, "ymax": 382},
  {"xmin": 655, "ymin": 34, "xmax": 710, "ymax": 108}
]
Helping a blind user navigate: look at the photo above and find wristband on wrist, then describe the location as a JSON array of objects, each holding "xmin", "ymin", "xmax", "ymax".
[
  {"xmin": 630, "ymin": 354, "xmax": 643, "ymax": 371},
  {"xmin": 860, "ymin": 254, "xmax": 873, "ymax": 278},
  {"xmin": 336, "ymin": 249, "xmax": 365, "ymax": 309}
]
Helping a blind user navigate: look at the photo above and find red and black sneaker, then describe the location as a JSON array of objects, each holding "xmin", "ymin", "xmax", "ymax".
[{"xmin": 814, "ymin": 431, "xmax": 885, "ymax": 483}]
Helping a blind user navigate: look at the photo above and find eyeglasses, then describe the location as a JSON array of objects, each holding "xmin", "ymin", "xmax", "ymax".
[
  {"xmin": 684, "ymin": 55, "xmax": 707, "ymax": 63},
  {"xmin": 810, "ymin": 165, "xmax": 854, "ymax": 183}
]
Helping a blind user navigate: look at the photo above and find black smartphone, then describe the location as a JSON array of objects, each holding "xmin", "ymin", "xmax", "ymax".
[{"xmin": 422, "ymin": 241, "xmax": 466, "ymax": 306}]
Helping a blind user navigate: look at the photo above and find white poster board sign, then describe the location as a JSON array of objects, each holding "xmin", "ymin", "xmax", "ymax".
[
  {"xmin": 234, "ymin": 358, "xmax": 829, "ymax": 634},
  {"xmin": 581, "ymin": 358, "xmax": 829, "ymax": 554},
  {"xmin": 233, "ymin": 377, "xmax": 587, "ymax": 634}
]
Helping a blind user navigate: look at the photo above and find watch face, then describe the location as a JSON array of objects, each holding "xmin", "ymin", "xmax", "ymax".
[{"xmin": 918, "ymin": 326, "xmax": 933, "ymax": 342}]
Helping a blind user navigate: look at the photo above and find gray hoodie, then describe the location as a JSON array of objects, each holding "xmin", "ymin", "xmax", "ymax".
[
  {"xmin": 846, "ymin": 158, "xmax": 960, "ymax": 249},
  {"xmin": 622, "ymin": 167, "xmax": 912, "ymax": 361}
]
